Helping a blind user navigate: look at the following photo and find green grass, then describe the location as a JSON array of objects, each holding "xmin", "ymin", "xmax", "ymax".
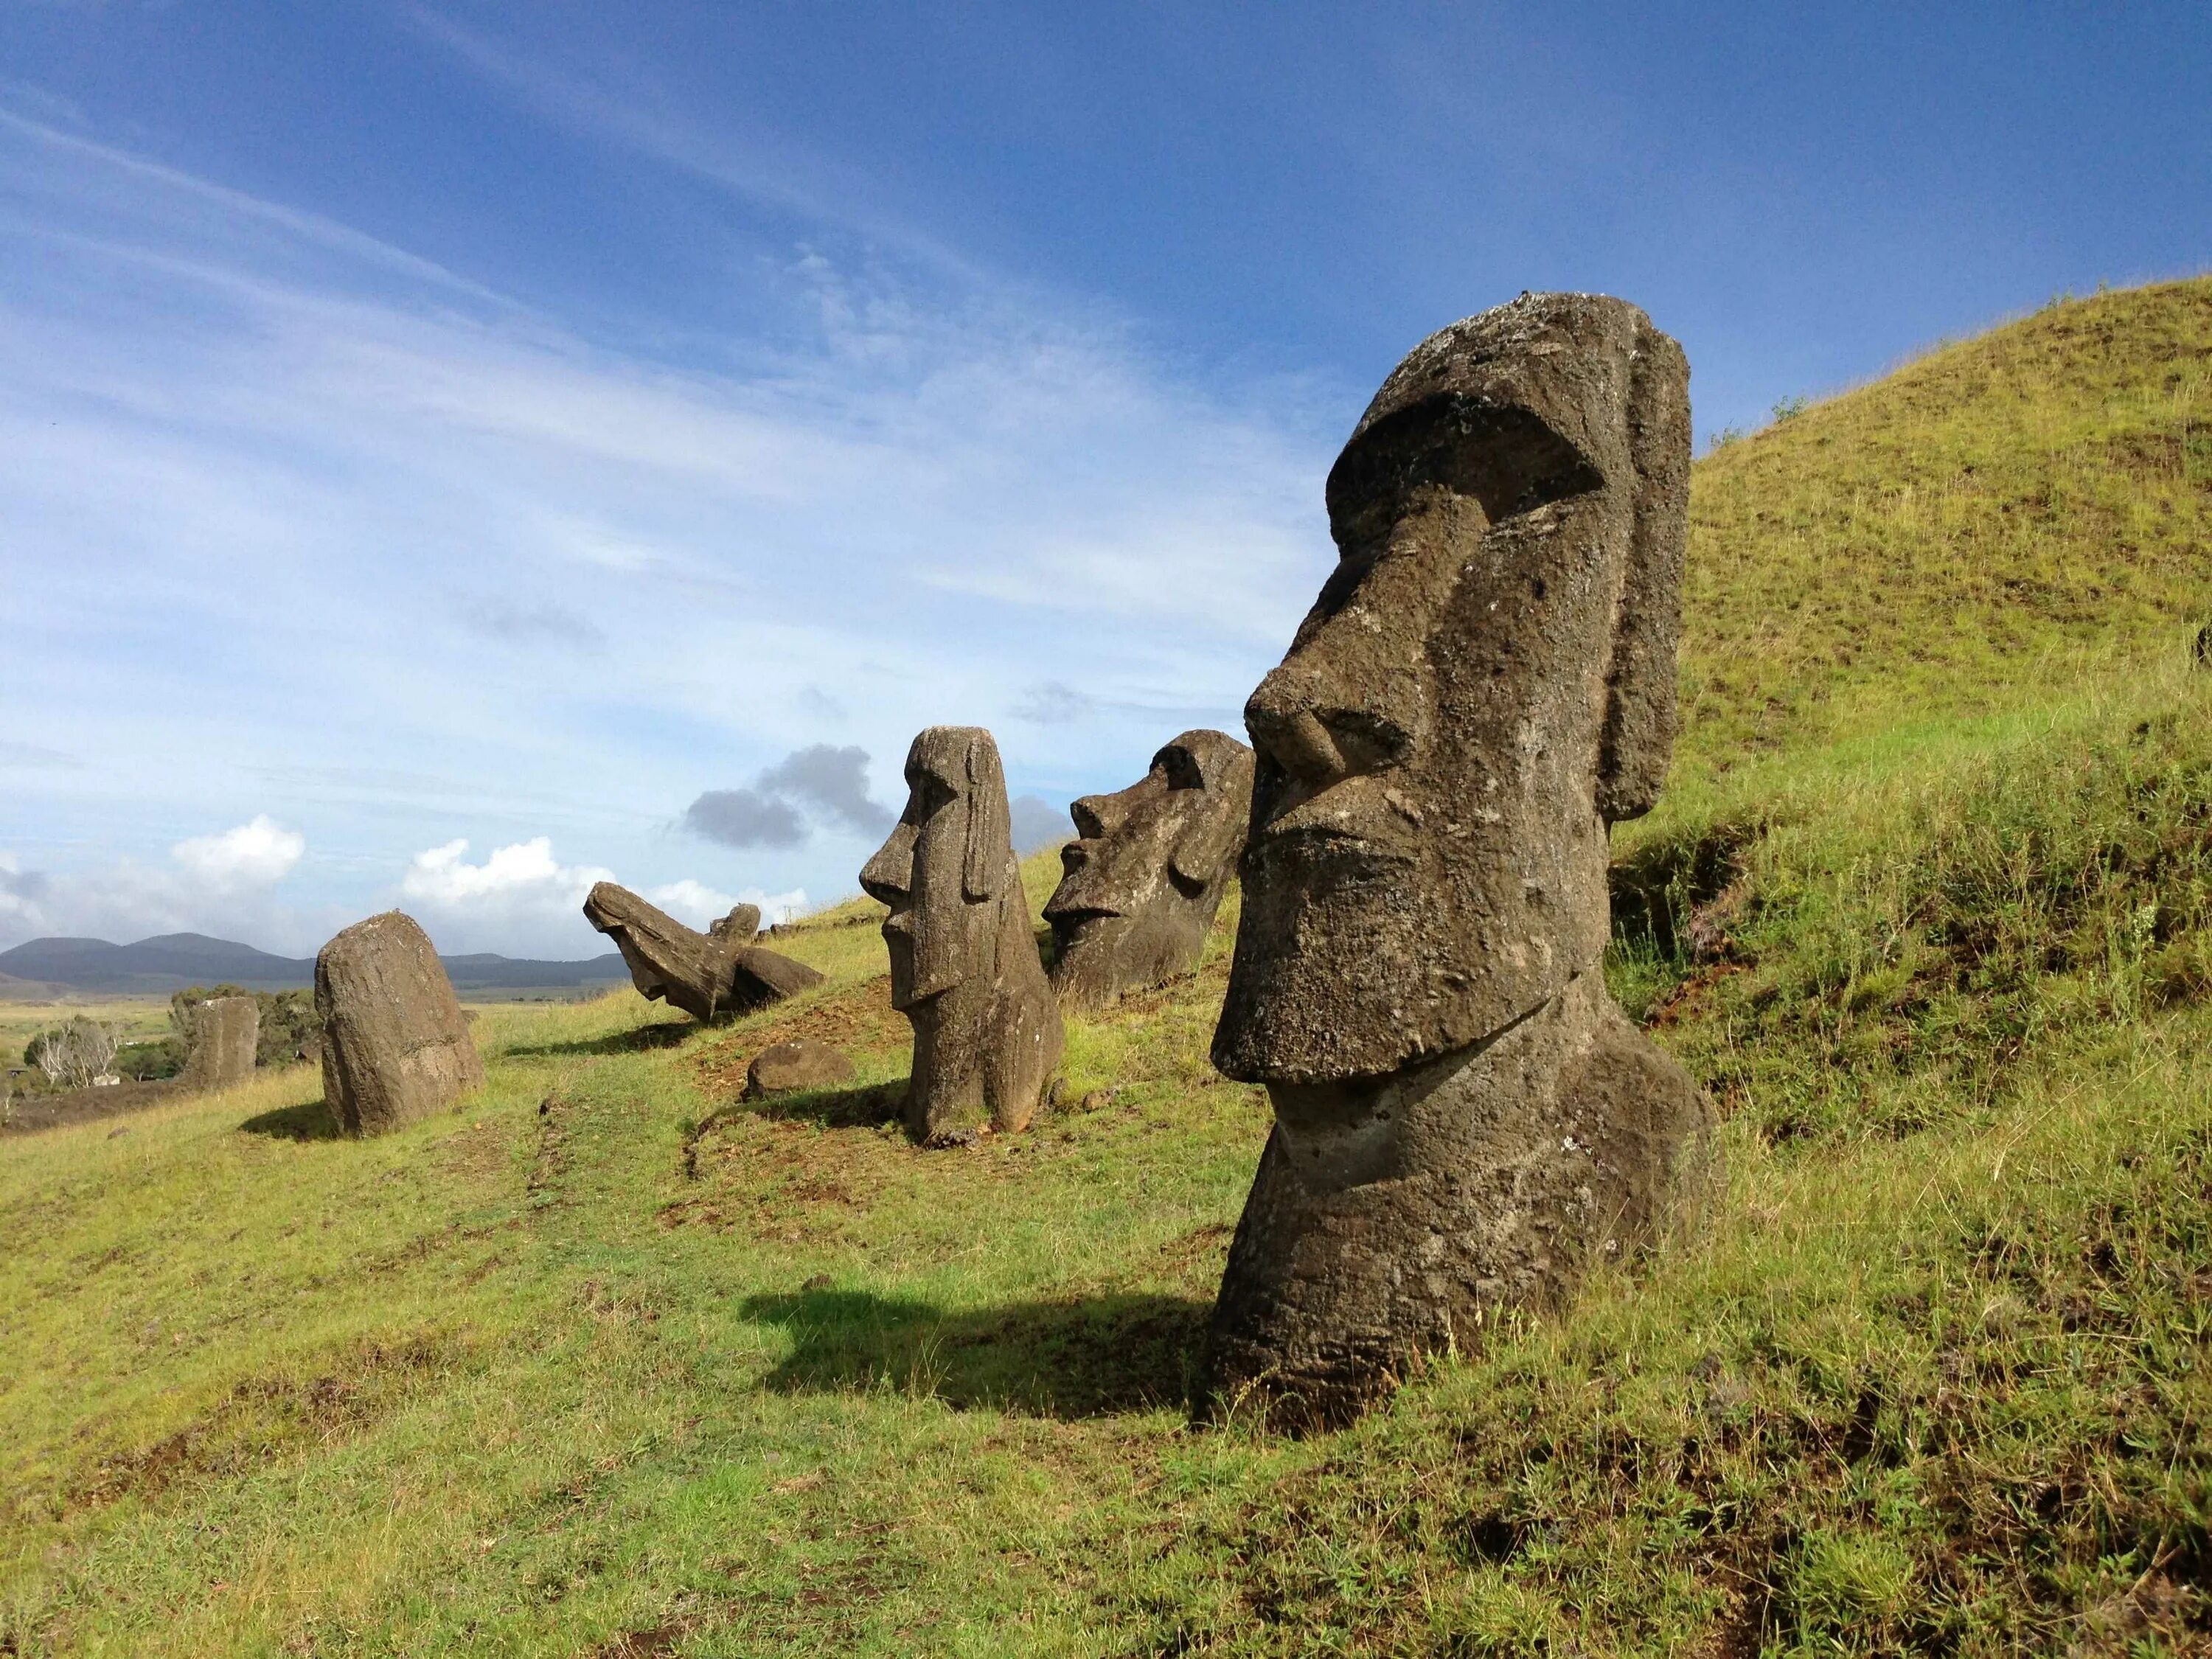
[{"xmin": 5, "ymin": 279, "xmax": 2212, "ymax": 1655}]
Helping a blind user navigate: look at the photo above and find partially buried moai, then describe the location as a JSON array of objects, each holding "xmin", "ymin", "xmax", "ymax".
[
  {"xmin": 860, "ymin": 727, "xmax": 1063, "ymax": 1143},
  {"xmin": 182, "ymin": 995, "xmax": 258, "ymax": 1090},
  {"xmin": 581, "ymin": 883, "xmax": 824, "ymax": 1023},
  {"xmin": 1043, "ymin": 729, "xmax": 1255, "ymax": 1008},
  {"xmin": 1204, "ymin": 292, "xmax": 1719, "ymax": 1427},
  {"xmin": 316, "ymin": 911, "xmax": 484, "ymax": 1137}
]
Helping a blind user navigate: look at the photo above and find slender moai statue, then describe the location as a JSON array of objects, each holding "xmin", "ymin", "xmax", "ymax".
[
  {"xmin": 1043, "ymin": 729, "xmax": 1255, "ymax": 1008},
  {"xmin": 316, "ymin": 911, "xmax": 484, "ymax": 1137},
  {"xmin": 1204, "ymin": 292, "xmax": 1719, "ymax": 1427},
  {"xmin": 861, "ymin": 727, "xmax": 1064, "ymax": 1143},
  {"xmin": 582, "ymin": 884, "xmax": 824, "ymax": 1023},
  {"xmin": 182, "ymin": 995, "xmax": 259, "ymax": 1089}
]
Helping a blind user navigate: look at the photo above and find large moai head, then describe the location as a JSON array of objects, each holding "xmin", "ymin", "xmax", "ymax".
[
  {"xmin": 315, "ymin": 911, "xmax": 484, "ymax": 1138},
  {"xmin": 861, "ymin": 727, "xmax": 1063, "ymax": 1141},
  {"xmin": 1043, "ymin": 728, "xmax": 1256, "ymax": 1008},
  {"xmin": 1212, "ymin": 291, "xmax": 1691, "ymax": 1085}
]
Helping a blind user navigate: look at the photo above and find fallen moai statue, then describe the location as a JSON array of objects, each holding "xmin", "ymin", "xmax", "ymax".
[
  {"xmin": 182, "ymin": 995, "xmax": 258, "ymax": 1089},
  {"xmin": 1203, "ymin": 291, "xmax": 1719, "ymax": 1428},
  {"xmin": 316, "ymin": 911, "xmax": 484, "ymax": 1138},
  {"xmin": 1043, "ymin": 728, "xmax": 1255, "ymax": 1009},
  {"xmin": 860, "ymin": 726, "xmax": 1063, "ymax": 1143},
  {"xmin": 581, "ymin": 883, "xmax": 824, "ymax": 1023}
]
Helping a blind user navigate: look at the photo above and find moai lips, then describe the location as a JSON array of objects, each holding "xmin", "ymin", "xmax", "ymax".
[
  {"xmin": 1044, "ymin": 728, "xmax": 1254, "ymax": 1009},
  {"xmin": 1203, "ymin": 293, "xmax": 1719, "ymax": 1428},
  {"xmin": 581, "ymin": 883, "xmax": 823, "ymax": 1023},
  {"xmin": 860, "ymin": 727, "xmax": 1063, "ymax": 1144}
]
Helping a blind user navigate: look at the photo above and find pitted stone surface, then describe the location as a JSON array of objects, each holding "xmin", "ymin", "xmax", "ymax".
[
  {"xmin": 1043, "ymin": 729, "xmax": 1253, "ymax": 1009},
  {"xmin": 860, "ymin": 726, "xmax": 1063, "ymax": 1143},
  {"xmin": 1203, "ymin": 292, "xmax": 1718, "ymax": 1427},
  {"xmin": 183, "ymin": 995, "xmax": 258, "ymax": 1089},
  {"xmin": 315, "ymin": 911, "xmax": 484, "ymax": 1138},
  {"xmin": 582, "ymin": 884, "xmax": 821, "ymax": 1022},
  {"xmin": 745, "ymin": 1039, "xmax": 858, "ymax": 1099}
]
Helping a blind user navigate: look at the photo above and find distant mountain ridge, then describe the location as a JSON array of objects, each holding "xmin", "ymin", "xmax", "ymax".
[{"xmin": 0, "ymin": 932, "xmax": 629, "ymax": 995}]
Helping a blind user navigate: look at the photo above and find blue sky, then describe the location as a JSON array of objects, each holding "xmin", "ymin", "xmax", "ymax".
[{"xmin": 2, "ymin": 1, "xmax": 2207, "ymax": 959}]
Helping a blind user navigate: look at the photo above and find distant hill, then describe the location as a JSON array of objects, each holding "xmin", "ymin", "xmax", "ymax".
[{"xmin": 0, "ymin": 932, "xmax": 630, "ymax": 996}]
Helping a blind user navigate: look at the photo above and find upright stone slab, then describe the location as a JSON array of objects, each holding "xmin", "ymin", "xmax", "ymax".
[
  {"xmin": 316, "ymin": 911, "xmax": 484, "ymax": 1138},
  {"xmin": 582, "ymin": 883, "xmax": 822, "ymax": 1022},
  {"xmin": 1204, "ymin": 292, "xmax": 1719, "ymax": 1427},
  {"xmin": 1043, "ymin": 729, "xmax": 1255, "ymax": 1009},
  {"xmin": 182, "ymin": 995, "xmax": 259, "ymax": 1089},
  {"xmin": 860, "ymin": 727, "xmax": 1063, "ymax": 1143}
]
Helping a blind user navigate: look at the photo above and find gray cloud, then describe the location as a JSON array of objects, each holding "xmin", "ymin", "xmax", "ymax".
[
  {"xmin": 455, "ymin": 594, "xmax": 608, "ymax": 652},
  {"xmin": 1, "ymin": 862, "xmax": 52, "ymax": 903},
  {"xmin": 681, "ymin": 788, "xmax": 807, "ymax": 849},
  {"xmin": 682, "ymin": 743, "xmax": 894, "ymax": 849},
  {"xmin": 0, "ymin": 740, "xmax": 83, "ymax": 771},
  {"xmin": 1009, "ymin": 793, "xmax": 1070, "ymax": 855},
  {"xmin": 1014, "ymin": 681, "xmax": 1093, "ymax": 725},
  {"xmin": 757, "ymin": 744, "xmax": 894, "ymax": 835}
]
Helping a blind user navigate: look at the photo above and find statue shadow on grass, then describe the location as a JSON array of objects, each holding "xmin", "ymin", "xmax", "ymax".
[
  {"xmin": 238, "ymin": 1099, "xmax": 341, "ymax": 1141},
  {"xmin": 500, "ymin": 1020, "xmax": 695, "ymax": 1060},
  {"xmin": 744, "ymin": 1079, "xmax": 907, "ymax": 1132},
  {"xmin": 740, "ymin": 1287, "xmax": 1209, "ymax": 1419}
]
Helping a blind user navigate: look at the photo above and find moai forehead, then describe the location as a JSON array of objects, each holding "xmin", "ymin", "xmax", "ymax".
[{"xmin": 1213, "ymin": 291, "xmax": 1691, "ymax": 1084}]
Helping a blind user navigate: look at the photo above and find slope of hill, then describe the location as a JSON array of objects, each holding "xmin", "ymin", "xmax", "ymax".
[
  {"xmin": 2, "ymin": 280, "xmax": 2210, "ymax": 1657},
  {"xmin": 0, "ymin": 932, "xmax": 630, "ymax": 995}
]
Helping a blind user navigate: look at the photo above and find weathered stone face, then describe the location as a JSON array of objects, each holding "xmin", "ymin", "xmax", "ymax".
[
  {"xmin": 183, "ymin": 995, "xmax": 258, "ymax": 1089},
  {"xmin": 582, "ymin": 884, "xmax": 821, "ymax": 1021},
  {"xmin": 1201, "ymin": 293, "xmax": 1717, "ymax": 1427},
  {"xmin": 315, "ymin": 911, "xmax": 484, "ymax": 1138},
  {"xmin": 1044, "ymin": 729, "xmax": 1255, "ymax": 1008},
  {"xmin": 860, "ymin": 727, "xmax": 1063, "ymax": 1142},
  {"xmin": 1214, "ymin": 291, "xmax": 1693, "ymax": 1085}
]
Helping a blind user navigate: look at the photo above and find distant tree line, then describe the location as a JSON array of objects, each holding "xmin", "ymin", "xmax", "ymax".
[{"xmin": 14, "ymin": 986, "xmax": 319, "ymax": 1091}]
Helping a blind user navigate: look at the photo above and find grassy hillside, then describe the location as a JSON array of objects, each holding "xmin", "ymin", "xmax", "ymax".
[{"xmin": 3, "ymin": 279, "xmax": 2211, "ymax": 1658}]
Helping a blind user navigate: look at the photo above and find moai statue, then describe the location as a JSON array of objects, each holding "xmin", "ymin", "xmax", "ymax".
[
  {"xmin": 1203, "ymin": 292, "xmax": 1719, "ymax": 1427},
  {"xmin": 182, "ymin": 995, "xmax": 258, "ymax": 1089},
  {"xmin": 581, "ymin": 883, "xmax": 824, "ymax": 1023},
  {"xmin": 860, "ymin": 727, "xmax": 1064, "ymax": 1143},
  {"xmin": 1043, "ymin": 729, "xmax": 1256, "ymax": 1008},
  {"xmin": 316, "ymin": 911, "xmax": 484, "ymax": 1137}
]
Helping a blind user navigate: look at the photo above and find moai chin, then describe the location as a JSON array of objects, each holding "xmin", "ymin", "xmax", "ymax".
[
  {"xmin": 581, "ymin": 883, "xmax": 823, "ymax": 1023},
  {"xmin": 1203, "ymin": 292, "xmax": 1719, "ymax": 1428},
  {"xmin": 860, "ymin": 726, "xmax": 1064, "ymax": 1143},
  {"xmin": 1043, "ymin": 729, "xmax": 1255, "ymax": 1009}
]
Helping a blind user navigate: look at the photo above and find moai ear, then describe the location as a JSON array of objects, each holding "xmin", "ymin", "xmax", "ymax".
[
  {"xmin": 962, "ymin": 734, "xmax": 1011, "ymax": 902},
  {"xmin": 1595, "ymin": 319, "xmax": 1691, "ymax": 824},
  {"xmin": 1169, "ymin": 742, "xmax": 1257, "ymax": 889}
]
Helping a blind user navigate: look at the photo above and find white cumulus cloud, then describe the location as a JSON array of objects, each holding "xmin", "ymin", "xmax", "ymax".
[
  {"xmin": 173, "ymin": 813, "xmax": 306, "ymax": 887},
  {"xmin": 647, "ymin": 879, "xmax": 809, "ymax": 928},
  {"xmin": 402, "ymin": 835, "xmax": 611, "ymax": 908}
]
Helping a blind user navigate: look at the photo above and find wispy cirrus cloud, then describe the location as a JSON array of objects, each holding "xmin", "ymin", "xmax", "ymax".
[{"xmin": 0, "ymin": 73, "xmax": 1335, "ymax": 953}]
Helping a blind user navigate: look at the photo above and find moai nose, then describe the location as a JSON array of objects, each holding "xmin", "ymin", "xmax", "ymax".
[{"xmin": 1069, "ymin": 794, "xmax": 1116, "ymax": 839}]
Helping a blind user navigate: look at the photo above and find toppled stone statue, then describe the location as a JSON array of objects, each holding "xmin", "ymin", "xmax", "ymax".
[
  {"xmin": 745, "ymin": 1038, "xmax": 857, "ymax": 1099},
  {"xmin": 182, "ymin": 995, "xmax": 258, "ymax": 1089},
  {"xmin": 316, "ymin": 911, "xmax": 484, "ymax": 1137},
  {"xmin": 582, "ymin": 883, "xmax": 824, "ymax": 1023},
  {"xmin": 1043, "ymin": 729, "xmax": 1256, "ymax": 1009},
  {"xmin": 860, "ymin": 726, "xmax": 1063, "ymax": 1142},
  {"xmin": 1203, "ymin": 292, "xmax": 1719, "ymax": 1427}
]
